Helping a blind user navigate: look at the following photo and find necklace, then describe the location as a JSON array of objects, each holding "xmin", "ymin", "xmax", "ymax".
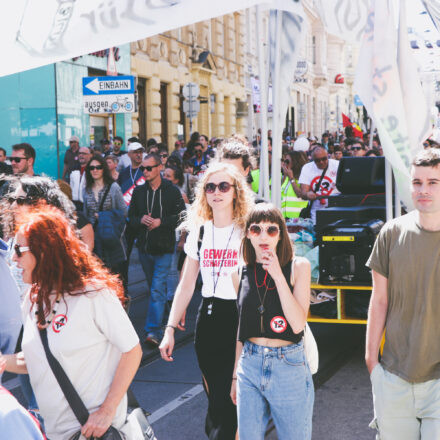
[
  {"xmin": 207, "ymin": 223, "xmax": 235, "ymax": 316},
  {"xmin": 254, "ymin": 266, "xmax": 273, "ymax": 333},
  {"xmin": 35, "ymin": 293, "xmax": 61, "ymax": 330}
]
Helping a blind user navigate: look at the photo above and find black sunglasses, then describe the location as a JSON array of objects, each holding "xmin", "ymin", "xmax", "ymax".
[
  {"xmin": 14, "ymin": 244, "xmax": 30, "ymax": 258},
  {"xmin": 8, "ymin": 156, "xmax": 28, "ymax": 163},
  {"xmin": 88, "ymin": 165, "xmax": 103, "ymax": 171},
  {"xmin": 248, "ymin": 224, "xmax": 280, "ymax": 237},
  {"xmin": 205, "ymin": 181, "xmax": 235, "ymax": 194},
  {"xmin": 314, "ymin": 157, "xmax": 328, "ymax": 163},
  {"xmin": 160, "ymin": 153, "xmax": 168, "ymax": 158},
  {"xmin": 140, "ymin": 164, "xmax": 160, "ymax": 172},
  {"xmin": 351, "ymin": 146, "xmax": 362, "ymax": 151},
  {"xmin": 194, "ymin": 149, "xmax": 203, "ymax": 154},
  {"xmin": 8, "ymin": 196, "xmax": 34, "ymax": 205}
]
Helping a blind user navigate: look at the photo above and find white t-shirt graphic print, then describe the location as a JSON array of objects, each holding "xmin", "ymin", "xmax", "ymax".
[
  {"xmin": 184, "ymin": 221, "xmax": 242, "ymax": 300},
  {"xmin": 298, "ymin": 158, "xmax": 340, "ymax": 222}
]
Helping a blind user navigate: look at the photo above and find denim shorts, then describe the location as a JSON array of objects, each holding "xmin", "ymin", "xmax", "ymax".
[{"xmin": 236, "ymin": 340, "xmax": 314, "ymax": 440}]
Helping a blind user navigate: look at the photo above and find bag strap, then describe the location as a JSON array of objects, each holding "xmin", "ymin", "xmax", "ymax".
[
  {"xmin": 196, "ymin": 225, "xmax": 205, "ymax": 260},
  {"xmin": 98, "ymin": 184, "xmax": 112, "ymax": 212},
  {"xmin": 313, "ymin": 165, "xmax": 328, "ymax": 193},
  {"xmin": 39, "ymin": 328, "xmax": 89, "ymax": 426}
]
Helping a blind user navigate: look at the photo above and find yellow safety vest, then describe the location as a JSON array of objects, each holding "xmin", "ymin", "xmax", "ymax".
[{"xmin": 281, "ymin": 177, "xmax": 308, "ymax": 218}]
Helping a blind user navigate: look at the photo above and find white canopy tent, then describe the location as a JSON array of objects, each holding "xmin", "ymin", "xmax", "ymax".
[{"xmin": 1, "ymin": 0, "xmax": 438, "ymax": 216}]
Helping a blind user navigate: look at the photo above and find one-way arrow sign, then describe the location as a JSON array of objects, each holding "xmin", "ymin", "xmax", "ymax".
[{"xmin": 82, "ymin": 75, "xmax": 135, "ymax": 95}]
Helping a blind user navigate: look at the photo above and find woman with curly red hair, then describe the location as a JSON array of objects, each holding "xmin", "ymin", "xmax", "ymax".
[{"xmin": 1, "ymin": 204, "xmax": 142, "ymax": 440}]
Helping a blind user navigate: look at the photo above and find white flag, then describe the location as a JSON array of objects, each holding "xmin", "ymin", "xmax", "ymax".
[
  {"xmin": 315, "ymin": 0, "xmax": 371, "ymax": 42},
  {"xmin": 422, "ymin": 0, "xmax": 440, "ymax": 31},
  {"xmin": 268, "ymin": 0, "xmax": 306, "ymax": 207},
  {"xmin": 354, "ymin": 0, "xmax": 430, "ymax": 210},
  {"xmin": 1, "ymin": 0, "xmax": 272, "ymax": 78}
]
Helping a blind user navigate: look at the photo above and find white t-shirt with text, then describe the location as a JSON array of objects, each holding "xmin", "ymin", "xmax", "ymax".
[
  {"xmin": 21, "ymin": 285, "xmax": 139, "ymax": 440},
  {"xmin": 298, "ymin": 158, "xmax": 340, "ymax": 222},
  {"xmin": 184, "ymin": 221, "xmax": 242, "ymax": 300}
]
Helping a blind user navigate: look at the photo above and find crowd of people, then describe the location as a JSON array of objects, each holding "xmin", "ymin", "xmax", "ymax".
[{"xmin": 0, "ymin": 127, "xmax": 439, "ymax": 440}]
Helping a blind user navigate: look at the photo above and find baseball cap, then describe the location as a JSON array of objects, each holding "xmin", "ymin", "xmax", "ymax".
[
  {"xmin": 293, "ymin": 136, "xmax": 310, "ymax": 152},
  {"xmin": 69, "ymin": 135, "xmax": 80, "ymax": 143},
  {"xmin": 128, "ymin": 142, "xmax": 145, "ymax": 152}
]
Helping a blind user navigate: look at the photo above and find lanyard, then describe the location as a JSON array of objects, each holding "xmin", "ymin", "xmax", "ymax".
[{"xmin": 130, "ymin": 166, "xmax": 141, "ymax": 186}]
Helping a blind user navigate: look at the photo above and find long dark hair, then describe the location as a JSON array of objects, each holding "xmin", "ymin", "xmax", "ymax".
[
  {"xmin": 165, "ymin": 165, "xmax": 184, "ymax": 187},
  {"xmin": 242, "ymin": 203, "xmax": 293, "ymax": 267},
  {"xmin": 85, "ymin": 154, "xmax": 114, "ymax": 189},
  {"xmin": 287, "ymin": 151, "xmax": 308, "ymax": 180}
]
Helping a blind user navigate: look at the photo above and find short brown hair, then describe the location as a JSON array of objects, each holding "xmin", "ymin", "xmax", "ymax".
[
  {"xmin": 412, "ymin": 148, "xmax": 440, "ymax": 168},
  {"xmin": 242, "ymin": 203, "xmax": 293, "ymax": 267}
]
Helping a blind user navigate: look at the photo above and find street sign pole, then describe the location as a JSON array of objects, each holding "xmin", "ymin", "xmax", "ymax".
[{"xmin": 183, "ymin": 82, "xmax": 200, "ymax": 137}]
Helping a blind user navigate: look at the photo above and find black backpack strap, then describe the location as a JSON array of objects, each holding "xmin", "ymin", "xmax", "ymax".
[
  {"xmin": 39, "ymin": 328, "xmax": 89, "ymax": 426},
  {"xmin": 197, "ymin": 225, "xmax": 204, "ymax": 260},
  {"xmin": 313, "ymin": 165, "xmax": 328, "ymax": 193},
  {"xmin": 99, "ymin": 184, "xmax": 112, "ymax": 212}
]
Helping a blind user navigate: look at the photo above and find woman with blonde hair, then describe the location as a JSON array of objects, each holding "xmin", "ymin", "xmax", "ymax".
[{"xmin": 160, "ymin": 161, "xmax": 254, "ymax": 439}]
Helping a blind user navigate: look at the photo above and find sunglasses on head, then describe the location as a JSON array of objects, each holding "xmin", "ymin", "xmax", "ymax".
[
  {"xmin": 14, "ymin": 244, "xmax": 30, "ymax": 258},
  {"xmin": 140, "ymin": 164, "xmax": 160, "ymax": 172},
  {"xmin": 8, "ymin": 157, "xmax": 28, "ymax": 163},
  {"xmin": 204, "ymin": 181, "xmax": 235, "ymax": 194},
  {"xmin": 88, "ymin": 165, "xmax": 103, "ymax": 171},
  {"xmin": 8, "ymin": 196, "xmax": 34, "ymax": 205},
  {"xmin": 248, "ymin": 224, "xmax": 280, "ymax": 237},
  {"xmin": 314, "ymin": 156, "xmax": 328, "ymax": 163}
]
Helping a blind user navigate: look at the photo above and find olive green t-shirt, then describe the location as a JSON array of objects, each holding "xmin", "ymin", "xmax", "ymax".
[{"xmin": 367, "ymin": 211, "xmax": 440, "ymax": 383}]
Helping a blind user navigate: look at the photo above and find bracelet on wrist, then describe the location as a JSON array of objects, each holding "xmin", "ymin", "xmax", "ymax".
[
  {"xmin": 232, "ymin": 377, "xmax": 237, "ymax": 380},
  {"xmin": 165, "ymin": 324, "xmax": 177, "ymax": 331}
]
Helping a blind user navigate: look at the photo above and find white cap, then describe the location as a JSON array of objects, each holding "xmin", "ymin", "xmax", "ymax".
[
  {"xmin": 293, "ymin": 136, "xmax": 310, "ymax": 152},
  {"xmin": 69, "ymin": 135, "xmax": 80, "ymax": 143},
  {"xmin": 127, "ymin": 142, "xmax": 145, "ymax": 152}
]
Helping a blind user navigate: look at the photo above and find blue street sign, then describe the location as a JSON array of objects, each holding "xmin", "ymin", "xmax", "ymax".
[
  {"xmin": 354, "ymin": 94, "xmax": 363, "ymax": 107},
  {"xmin": 82, "ymin": 75, "xmax": 135, "ymax": 95}
]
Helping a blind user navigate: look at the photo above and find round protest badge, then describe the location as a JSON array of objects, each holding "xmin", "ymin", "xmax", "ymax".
[
  {"xmin": 270, "ymin": 316, "xmax": 287, "ymax": 333},
  {"xmin": 52, "ymin": 314, "xmax": 68, "ymax": 333}
]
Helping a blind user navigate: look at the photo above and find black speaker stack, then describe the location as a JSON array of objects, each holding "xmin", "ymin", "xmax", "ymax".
[{"xmin": 316, "ymin": 157, "xmax": 387, "ymax": 285}]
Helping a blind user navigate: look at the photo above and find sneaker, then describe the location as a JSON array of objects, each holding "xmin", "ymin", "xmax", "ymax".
[{"xmin": 144, "ymin": 334, "xmax": 160, "ymax": 347}]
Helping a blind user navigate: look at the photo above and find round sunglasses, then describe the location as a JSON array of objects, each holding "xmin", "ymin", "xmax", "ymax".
[
  {"xmin": 248, "ymin": 224, "xmax": 280, "ymax": 237},
  {"xmin": 204, "ymin": 181, "xmax": 235, "ymax": 194}
]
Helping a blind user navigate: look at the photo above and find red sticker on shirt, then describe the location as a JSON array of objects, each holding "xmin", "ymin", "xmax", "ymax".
[
  {"xmin": 270, "ymin": 316, "xmax": 287, "ymax": 333},
  {"xmin": 52, "ymin": 314, "xmax": 68, "ymax": 333}
]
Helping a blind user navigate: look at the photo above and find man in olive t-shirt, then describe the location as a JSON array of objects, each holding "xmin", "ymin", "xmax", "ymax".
[{"xmin": 365, "ymin": 148, "xmax": 440, "ymax": 439}]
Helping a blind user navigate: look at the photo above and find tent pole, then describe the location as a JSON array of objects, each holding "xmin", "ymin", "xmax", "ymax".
[
  {"xmin": 257, "ymin": 5, "xmax": 269, "ymax": 199},
  {"xmin": 271, "ymin": 9, "xmax": 283, "ymax": 209},
  {"xmin": 385, "ymin": 158, "xmax": 393, "ymax": 221}
]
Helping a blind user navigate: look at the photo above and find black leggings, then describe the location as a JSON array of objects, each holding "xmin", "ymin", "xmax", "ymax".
[{"xmin": 195, "ymin": 297, "xmax": 238, "ymax": 440}]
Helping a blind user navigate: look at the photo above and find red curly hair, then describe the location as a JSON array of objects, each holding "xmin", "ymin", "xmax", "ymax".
[{"xmin": 15, "ymin": 203, "xmax": 125, "ymax": 327}]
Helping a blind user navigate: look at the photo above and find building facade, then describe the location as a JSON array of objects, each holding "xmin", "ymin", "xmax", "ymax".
[
  {"xmin": 131, "ymin": 12, "xmax": 249, "ymax": 146},
  {"xmin": 0, "ymin": 45, "xmax": 132, "ymax": 178}
]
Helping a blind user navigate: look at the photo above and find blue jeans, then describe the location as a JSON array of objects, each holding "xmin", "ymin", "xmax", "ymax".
[
  {"xmin": 237, "ymin": 340, "xmax": 314, "ymax": 440},
  {"xmin": 166, "ymin": 241, "xmax": 180, "ymax": 302},
  {"xmin": 138, "ymin": 251, "xmax": 173, "ymax": 338}
]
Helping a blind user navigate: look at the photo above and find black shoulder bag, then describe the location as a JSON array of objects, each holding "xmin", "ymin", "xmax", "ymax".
[
  {"xmin": 299, "ymin": 165, "xmax": 328, "ymax": 219},
  {"xmin": 39, "ymin": 328, "xmax": 123, "ymax": 440}
]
